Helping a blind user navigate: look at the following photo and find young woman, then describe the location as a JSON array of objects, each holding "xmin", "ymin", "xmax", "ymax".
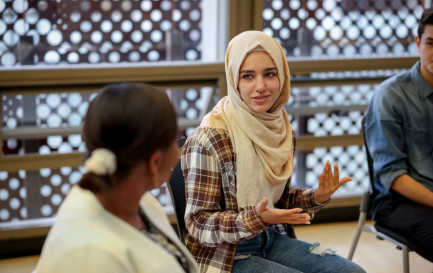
[
  {"xmin": 181, "ymin": 31, "xmax": 365, "ymax": 273},
  {"xmin": 35, "ymin": 82, "xmax": 199, "ymax": 273}
]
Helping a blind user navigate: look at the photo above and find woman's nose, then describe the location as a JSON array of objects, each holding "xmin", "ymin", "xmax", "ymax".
[{"xmin": 255, "ymin": 78, "xmax": 265, "ymax": 92}]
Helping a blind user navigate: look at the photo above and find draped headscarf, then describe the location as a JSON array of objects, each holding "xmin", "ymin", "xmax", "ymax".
[{"xmin": 200, "ymin": 31, "xmax": 294, "ymax": 210}]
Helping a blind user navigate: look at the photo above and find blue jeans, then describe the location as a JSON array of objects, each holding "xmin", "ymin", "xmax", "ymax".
[{"xmin": 232, "ymin": 229, "xmax": 365, "ymax": 273}]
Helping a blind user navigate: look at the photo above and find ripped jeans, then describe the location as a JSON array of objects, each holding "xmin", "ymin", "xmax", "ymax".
[{"xmin": 232, "ymin": 228, "xmax": 365, "ymax": 273}]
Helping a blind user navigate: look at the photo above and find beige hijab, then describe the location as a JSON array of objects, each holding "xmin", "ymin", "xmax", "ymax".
[{"xmin": 200, "ymin": 31, "xmax": 294, "ymax": 210}]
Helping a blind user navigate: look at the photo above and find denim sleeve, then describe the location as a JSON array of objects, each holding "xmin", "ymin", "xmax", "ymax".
[{"xmin": 364, "ymin": 87, "xmax": 408, "ymax": 190}]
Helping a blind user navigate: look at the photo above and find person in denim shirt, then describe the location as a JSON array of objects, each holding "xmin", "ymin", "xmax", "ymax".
[{"xmin": 364, "ymin": 8, "xmax": 433, "ymax": 262}]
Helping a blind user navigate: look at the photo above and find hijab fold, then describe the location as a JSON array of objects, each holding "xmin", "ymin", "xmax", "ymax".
[{"xmin": 200, "ymin": 31, "xmax": 294, "ymax": 209}]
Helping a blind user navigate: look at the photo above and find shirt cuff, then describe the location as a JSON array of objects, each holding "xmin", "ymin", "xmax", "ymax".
[
  {"xmin": 251, "ymin": 208, "xmax": 272, "ymax": 230},
  {"xmin": 380, "ymin": 169, "xmax": 408, "ymax": 190},
  {"xmin": 311, "ymin": 191, "xmax": 330, "ymax": 206}
]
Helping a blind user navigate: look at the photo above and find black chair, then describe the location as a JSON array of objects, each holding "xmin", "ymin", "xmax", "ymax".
[
  {"xmin": 166, "ymin": 137, "xmax": 189, "ymax": 243},
  {"xmin": 167, "ymin": 137, "xmax": 227, "ymax": 244},
  {"xmin": 347, "ymin": 116, "xmax": 415, "ymax": 273}
]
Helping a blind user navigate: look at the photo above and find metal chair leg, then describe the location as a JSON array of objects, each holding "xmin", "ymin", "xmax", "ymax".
[
  {"xmin": 347, "ymin": 212, "xmax": 367, "ymax": 260},
  {"xmin": 402, "ymin": 245, "xmax": 410, "ymax": 273}
]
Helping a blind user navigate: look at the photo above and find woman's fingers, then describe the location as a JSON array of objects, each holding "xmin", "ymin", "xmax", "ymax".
[
  {"xmin": 314, "ymin": 161, "xmax": 354, "ymax": 203},
  {"xmin": 282, "ymin": 209, "xmax": 311, "ymax": 224},
  {"xmin": 339, "ymin": 177, "xmax": 352, "ymax": 184},
  {"xmin": 328, "ymin": 162, "xmax": 347, "ymax": 188},
  {"xmin": 260, "ymin": 207, "xmax": 311, "ymax": 225},
  {"xmin": 318, "ymin": 162, "xmax": 331, "ymax": 194},
  {"xmin": 326, "ymin": 160, "xmax": 333, "ymax": 190},
  {"xmin": 256, "ymin": 197, "xmax": 269, "ymax": 215},
  {"xmin": 325, "ymin": 162, "xmax": 345, "ymax": 190},
  {"xmin": 333, "ymin": 163, "xmax": 340, "ymax": 186},
  {"xmin": 319, "ymin": 171, "xmax": 325, "ymax": 185}
]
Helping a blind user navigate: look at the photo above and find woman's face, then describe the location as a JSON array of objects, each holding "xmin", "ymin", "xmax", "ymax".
[
  {"xmin": 157, "ymin": 140, "xmax": 179, "ymax": 188},
  {"xmin": 237, "ymin": 51, "xmax": 280, "ymax": 113}
]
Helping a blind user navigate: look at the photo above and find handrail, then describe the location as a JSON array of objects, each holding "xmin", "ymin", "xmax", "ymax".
[
  {"xmin": 0, "ymin": 56, "xmax": 418, "ymax": 87},
  {"xmin": 2, "ymin": 126, "xmax": 82, "ymax": 140},
  {"xmin": 0, "ymin": 62, "xmax": 225, "ymax": 87},
  {"xmin": 0, "ymin": 153, "xmax": 85, "ymax": 172},
  {"xmin": 287, "ymin": 55, "xmax": 418, "ymax": 74},
  {"xmin": 1, "ymin": 117, "xmax": 208, "ymax": 141}
]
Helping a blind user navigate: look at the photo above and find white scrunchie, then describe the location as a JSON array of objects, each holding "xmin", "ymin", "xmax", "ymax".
[{"xmin": 84, "ymin": 148, "xmax": 117, "ymax": 176}]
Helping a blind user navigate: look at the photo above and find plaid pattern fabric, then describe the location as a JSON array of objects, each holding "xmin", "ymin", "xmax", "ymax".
[{"xmin": 181, "ymin": 127, "xmax": 327, "ymax": 273}]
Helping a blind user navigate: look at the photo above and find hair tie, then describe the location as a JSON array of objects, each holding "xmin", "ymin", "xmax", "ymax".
[{"xmin": 84, "ymin": 148, "xmax": 117, "ymax": 176}]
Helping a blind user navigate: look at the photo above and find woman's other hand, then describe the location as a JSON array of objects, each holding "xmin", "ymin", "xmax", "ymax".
[
  {"xmin": 256, "ymin": 197, "xmax": 311, "ymax": 225},
  {"xmin": 314, "ymin": 160, "xmax": 352, "ymax": 204}
]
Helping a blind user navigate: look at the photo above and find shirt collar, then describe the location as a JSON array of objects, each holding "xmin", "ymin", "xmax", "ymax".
[{"xmin": 411, "ymin": 61, "xmax": 433, "ymax": 100}]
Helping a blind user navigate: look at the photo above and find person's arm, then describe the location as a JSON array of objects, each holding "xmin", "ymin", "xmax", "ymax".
[
  {"xmin": 278, "ymin": 182, "xmax": 326, "ymax": 211},
  {"xmin": 367, "ymin": 83, "xmax": 433, "ymax": 206},
  {"xmin": 365, "ymin": 85, "xmax": 414, "ymax": 199},
  {"xmin": 277, "ymin": 133, "xmax": 325, "ymax": 211},
  {"xmin": 278, "ymin": 162, "xmax": 349, "ymax": 209},
  {"xmin": 181, "ymin": 131, "xmax": 267, "ymax": 247},
  {"xmin": 392, "ymin": 174, "xmax": 433, "ymax": 207},
  {"xmin": 268, "ymin": 170, "xmax": 330, "ymax": 224},
  {"xmin": 275, "ymin": 134, "xmax": 330, "ymax": 219}
]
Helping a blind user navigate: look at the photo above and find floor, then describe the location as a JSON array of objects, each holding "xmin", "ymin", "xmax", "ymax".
[
  {"xmin": 0, "ymin": 220, "xmax": 432, "ymax": 273},
  {"xmin": 295, "ymin": 220, "xmax": 433, "ymax": 273}
]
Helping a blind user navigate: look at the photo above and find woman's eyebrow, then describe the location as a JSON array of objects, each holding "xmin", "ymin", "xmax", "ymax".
[
  {"xmin": 265, "ymin": 67, "xmax": 277, "ymax": 72},
  {"xmin": 240, "ymin": 67, "xmax": 277, "ymax": 74},
  {"xmin": 239, "ymin": 69, "xmax": 255, "ymax": 74}
]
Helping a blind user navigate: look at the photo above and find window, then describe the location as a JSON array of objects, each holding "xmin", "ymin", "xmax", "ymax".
[
  {"xmin": 0, "ymin": 0, "xmax": 226, "ymax": 66},
  {"xmin": 0, "ymin": 0, "xmax": 226, "ymax": 223},
  {"xmin": 262, "ymin": 0, "xmax": 424, "ymax": 195},
  {"xmin": 263, "ymin": 0, "xmax": 422, "ymax": 57}
]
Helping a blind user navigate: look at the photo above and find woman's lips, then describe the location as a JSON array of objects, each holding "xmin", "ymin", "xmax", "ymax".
[{"xmin": 253, "ymin": 95, "xmax": 270, "ymax": 103}]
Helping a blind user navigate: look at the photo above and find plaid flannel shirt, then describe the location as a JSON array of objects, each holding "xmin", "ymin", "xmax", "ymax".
[{"xmin": 181, "ymin": 127, "xmax": 327, "ymax": 273}]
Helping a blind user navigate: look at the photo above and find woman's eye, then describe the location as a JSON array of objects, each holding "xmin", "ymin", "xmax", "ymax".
[
  {"xmin": 266, "ymin": 72, "xmax": 276, "ymax": 77},
  {"xmin": 242, "ymin": 74, "xmax": 252, "ymax": 79}
]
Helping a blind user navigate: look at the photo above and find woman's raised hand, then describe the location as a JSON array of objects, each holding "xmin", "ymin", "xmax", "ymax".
[
  {"xmin": 314, "ymin": 160, "xmax": 352, "ymax": 204},
  {"xmin": 256, "ymin": 197, "xmax": 311, "ymax": 225}
]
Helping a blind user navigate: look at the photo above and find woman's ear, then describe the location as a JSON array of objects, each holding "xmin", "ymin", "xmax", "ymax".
[{"xmin": 148, "ymin": 150, "xmax": 163, "ymax": 178}]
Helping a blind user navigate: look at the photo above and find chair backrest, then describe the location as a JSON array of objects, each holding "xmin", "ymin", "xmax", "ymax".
[
  {"xmin": 166, "ymin": 137, "xmax": 226, "ymax": 243},
  {"xmin": 361, "ymin": 116, "xmax": 380, "ymax": 206},
  {"xmin": 166, "ymin": 137, "xmax": 188, "ymax": 242}
]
